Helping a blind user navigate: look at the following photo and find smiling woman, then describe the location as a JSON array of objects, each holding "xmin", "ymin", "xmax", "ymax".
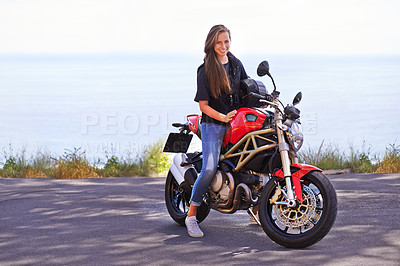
[{"xmin": 185, "ymin": 24, "xmax": 249, "ymax": 238}]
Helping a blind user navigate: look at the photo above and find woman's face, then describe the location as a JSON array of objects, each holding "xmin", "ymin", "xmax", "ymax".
[{"xmin": 214, "ymin": 31, "xmax": 230, "ymax": 61}]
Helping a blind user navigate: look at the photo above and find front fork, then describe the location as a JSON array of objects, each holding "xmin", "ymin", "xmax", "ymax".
[{"xmin": 275, "ymin": 113, "xmax": 297, "ymax": 207}]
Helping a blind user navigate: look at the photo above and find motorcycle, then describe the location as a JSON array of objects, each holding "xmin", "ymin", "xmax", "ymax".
[{"xmin": 163, "ymin": 60, "xmax": 337, "ymax": 248}]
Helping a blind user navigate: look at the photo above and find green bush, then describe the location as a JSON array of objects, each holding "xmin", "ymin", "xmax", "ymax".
[
  {"xmin": 345, "ymin": 142, "xmax": 378, "ymax": 173},
  {"xmin": 102, "ymin": 155, "xmax": 122, "ymax": 177},
  {"xmin": 97, "ymin": 140, "xmax": 171, "ymax": 177},
  {"xmin": 0, "ymin": 145, "xmax": 31, "ymax": 177},
  {"xmin": 1, "ymin": 156, "xmax": 18, "ymax": 177},
  {"xmin": 141, "ymin": 140, "xmax": 171, "ymax": 176}
]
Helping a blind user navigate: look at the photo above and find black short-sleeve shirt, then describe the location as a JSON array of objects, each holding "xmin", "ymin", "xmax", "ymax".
[
  {"xmin": 194, "ymin": 63, "xmax": 234, "ymax": 125},
  {"xmin": 194, "ymin": 53, "xmax": 248, "ymax": 125}
]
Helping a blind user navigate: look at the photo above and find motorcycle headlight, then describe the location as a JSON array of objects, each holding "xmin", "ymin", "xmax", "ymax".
[{"xmin": 287, "ymin": 122, "xmax": 304, "ymax": 152}]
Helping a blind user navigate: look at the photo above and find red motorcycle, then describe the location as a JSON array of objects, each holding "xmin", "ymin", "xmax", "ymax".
[{"xmin": 163, "ymin": 60, "xmax": 337, "ymax": 248}]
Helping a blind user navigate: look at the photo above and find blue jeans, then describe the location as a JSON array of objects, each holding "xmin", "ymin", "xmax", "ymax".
[{"xmin": 190, "ymin": 122, "xmax": 227, "ymax": 206}]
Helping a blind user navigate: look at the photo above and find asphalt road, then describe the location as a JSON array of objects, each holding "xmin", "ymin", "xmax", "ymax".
[{"xmin": 0, "ymin": 173, "xmax": 399, "ymax": 265}]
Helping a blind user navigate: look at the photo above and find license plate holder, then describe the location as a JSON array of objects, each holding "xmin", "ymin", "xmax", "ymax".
[{"xmin": 163, "ymin": 133, "xmax": 193, "ymax": 153}]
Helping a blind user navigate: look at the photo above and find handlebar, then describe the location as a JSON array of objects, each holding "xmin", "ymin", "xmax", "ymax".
[
  {"xmin": 172, "ymin": 122, "xmax": 191, "ymax": 134},
  {"xmin": 248, "ymin": 92, "xmax": 279, "ymax": 108},
  {"xmin": 248, "ymin": 92, "xmax": 264, "ymax": 99},
  {"xmin": 172, "ymin": 123, "xmax": 186, "ymax": 128}
]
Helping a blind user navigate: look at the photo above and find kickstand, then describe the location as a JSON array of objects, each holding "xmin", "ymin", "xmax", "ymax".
[{"xmin": 247, "ymin": 209, "xmax": 261, "ymax": 226}]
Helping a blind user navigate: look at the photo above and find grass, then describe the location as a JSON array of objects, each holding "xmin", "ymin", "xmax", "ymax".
[
  {"xmin": 1, "ymin": 140, "xmax": 399, "ymax": 178},
  {"xmin": 299, "ymin": 140, "xmax": 400, "ymax": 173},
  {"xmin": 99, "ymin": 140, "xmax": 170, "ymax": 177},
  {"xmin": 0, "ymin": 140, "xmax": 171, "ymax": 178},
  {"xmin": 375, "ymin": 143, "xmax": 400, "ymax": 173},
  {"xmin": 50, "ymin": 148, "xmax": 99, "ymax": 179},
  {"xmin": 0, "ymin": 145, "xmax": 52, "ymax": 178}
]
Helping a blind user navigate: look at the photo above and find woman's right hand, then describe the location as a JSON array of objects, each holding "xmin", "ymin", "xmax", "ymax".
[
  {"xmin": 199, "ymin": 101, "xmax": 237, "ymax": 123},
  {"xmin": 223, "ymin": 110, "xmax": 237, "ymax": 123}
]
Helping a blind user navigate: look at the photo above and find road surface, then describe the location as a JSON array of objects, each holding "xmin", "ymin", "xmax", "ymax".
[{"xmin": 0, "ymin": 173, "xmax": 399, "ymax": 265}]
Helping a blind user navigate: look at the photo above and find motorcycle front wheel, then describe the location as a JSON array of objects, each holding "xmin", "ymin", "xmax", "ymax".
[
  {"xmin": 165, "ymin": 171, "xmax": 210, "ymax": 226},
  {"xmin": 259, "ymin": 171, "xmax": 337, "ymax": 248}
]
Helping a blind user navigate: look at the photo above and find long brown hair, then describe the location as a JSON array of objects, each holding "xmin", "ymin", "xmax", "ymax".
[{"xmin": 204, "ymin": 25, "xmax": 232, "ymax": 99}]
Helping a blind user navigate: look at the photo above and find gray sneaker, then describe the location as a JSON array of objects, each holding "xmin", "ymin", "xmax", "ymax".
[{"xmin": 185, "ymin": 216, "xmax": 204, "ymax": 238}]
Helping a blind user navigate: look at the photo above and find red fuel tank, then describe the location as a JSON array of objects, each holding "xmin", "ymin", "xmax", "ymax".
[{"xmin": 223, "ymin": 108, "xmax": 268, "ymax": 146}]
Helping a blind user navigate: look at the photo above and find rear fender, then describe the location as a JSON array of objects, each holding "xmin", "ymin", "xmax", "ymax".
[{"xmin": 273, "ymin": 164, "xmax": 322, "ymax": 202}]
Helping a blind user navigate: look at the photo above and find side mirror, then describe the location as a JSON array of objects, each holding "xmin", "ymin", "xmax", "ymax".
[
  {"xmin": 293, "ymin": 92, "xmax": 302, "ymax": 106},
  {"xmin": 257, "ymin": 61, "xmax": 270, "ymax": 77}
]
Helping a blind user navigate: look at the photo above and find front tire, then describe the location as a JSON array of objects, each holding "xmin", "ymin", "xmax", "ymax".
[
  {"xmin": 165, "ymin": 171, "xmax": 210, "ymax": 226},
  {"xmin": 259, "ymin": 171, "xmax": 337, "ymax": 248}
]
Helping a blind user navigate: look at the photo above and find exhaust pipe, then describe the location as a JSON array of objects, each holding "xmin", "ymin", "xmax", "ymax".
[{"xmin": 215, "ymin": 183, "xmax": 258, "ymax": 214}]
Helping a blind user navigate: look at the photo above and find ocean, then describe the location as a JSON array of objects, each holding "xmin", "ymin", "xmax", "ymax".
[{"xmin": 0, "ymin": 53, "xmax": 399, "ymax": 160}]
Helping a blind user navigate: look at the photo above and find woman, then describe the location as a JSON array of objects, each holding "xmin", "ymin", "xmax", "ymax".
[{"xmin": 185, "ymin": 25, "xmax": 248, "ymax": 237}]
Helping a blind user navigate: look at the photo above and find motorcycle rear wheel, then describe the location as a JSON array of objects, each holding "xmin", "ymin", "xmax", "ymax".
[
  {"xmin": 259, "ymin": 171, "xmax": 337, "ymax": 248},
  {"xmin": 165, "ymin": 171, "xmax": 210, "ymax": 226}
]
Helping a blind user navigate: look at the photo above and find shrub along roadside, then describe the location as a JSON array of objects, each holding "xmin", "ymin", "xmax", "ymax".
[
  {"xmin": 375, "ymin": 143, "xmax": 400, "ymax": 173},
  {"xmin": 0, "ymin": 140, "xmax": 171, "ymax": 178},
  {"xmin": 1, "ymin": 140, "xmax": 399, "ymax": 178},
  {"xmin": 0, "ymin": 146, "xmax": 52, "ymax": 178},
  {"xmin": 50, "ymin": 148, "xmax": 99, "ymax": 179},
  {"xmin": 98, "ymin": 140, "xmax": 170, "ymax": 177},
  {"xmin": 299, "ymin": 140, "xmax": 400, "ymax": 173}
]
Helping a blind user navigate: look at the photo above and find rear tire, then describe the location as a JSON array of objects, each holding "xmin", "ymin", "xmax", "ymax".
[
  {"xmin": 165, "ymin": 171, "xmax": 210, "ymax": 226},
  {"xmin": 259, "ymin": 171, "xmax": 337, "ymax": 248}
]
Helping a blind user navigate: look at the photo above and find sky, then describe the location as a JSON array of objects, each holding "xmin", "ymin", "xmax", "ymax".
[{"xmin": 0, "ymin": 0, "xmax": 399, "ymax": 55}]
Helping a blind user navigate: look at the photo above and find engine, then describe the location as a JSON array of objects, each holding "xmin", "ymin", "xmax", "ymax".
[{"xmin": 209, "ymin": 171, "xmax": 231, "ymax": 203}]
